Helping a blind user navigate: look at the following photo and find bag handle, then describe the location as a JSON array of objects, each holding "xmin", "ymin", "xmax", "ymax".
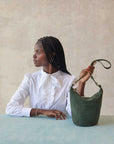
[
  {"xmin": 90, "ymin": 59, "xmax": 111, "ymax": 69},
  {"xmin": 72, "ymin": 59, "xmax": 111, "ymax": 89}
]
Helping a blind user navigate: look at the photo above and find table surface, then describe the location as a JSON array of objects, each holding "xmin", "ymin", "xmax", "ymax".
[{"xmin": 0, "ymin": 114, "xmax": 114, "ymax": 144}]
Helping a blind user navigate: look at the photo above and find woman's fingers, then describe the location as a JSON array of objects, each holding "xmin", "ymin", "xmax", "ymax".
[
  {"xmin": 55, "ymin": 113, "xmax": 58, "ymax": 120},
  {"xmin": 45, "ymin": 110, "xmax": 67, "ymax": 120},
  {"xmin": 56, "ymin": 113, "xmax": 64, "ymax": 120},
  {"xmin": 54, "ymin": 110, "xmax": 67, "ymax": 120},
  {"xmin": 86, "ymin": 65, "xmax": 95, "ymax": 75},
  {"xmin": 61, "ymin": 112, "xmax": 67, "ymax": 120},
  {"xmin": 79, "ymin": 63, "xmax": 96, "ymax": 83}
]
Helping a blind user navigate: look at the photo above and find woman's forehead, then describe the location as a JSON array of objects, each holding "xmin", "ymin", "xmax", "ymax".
[{"xmin": 34, "ymin": 43, "xmax": 43, "ymax": 50}]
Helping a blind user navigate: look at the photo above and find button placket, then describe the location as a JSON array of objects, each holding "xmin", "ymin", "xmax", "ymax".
[{"xmin": 48, "ymin": 77, "xmax": 54, "ymax": 107}]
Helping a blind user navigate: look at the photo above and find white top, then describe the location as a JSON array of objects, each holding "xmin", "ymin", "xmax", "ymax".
[{"xmin": 6, "ymin": 69, "xmax": 77, "ymax": 117}]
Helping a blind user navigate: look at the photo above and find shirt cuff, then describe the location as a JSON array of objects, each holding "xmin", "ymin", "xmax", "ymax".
[{"xmin": 21, "ymin": 108, "xmax": 32, "ymax": 117}]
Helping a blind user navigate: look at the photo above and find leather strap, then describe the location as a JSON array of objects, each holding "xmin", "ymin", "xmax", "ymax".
[
  {"xmin": 72, "ymin": 59, "xmax": 111, "ymax": 89},
  {"xmin": 90, "ymin": 59, "xmax": 111, "ymax": 69}
]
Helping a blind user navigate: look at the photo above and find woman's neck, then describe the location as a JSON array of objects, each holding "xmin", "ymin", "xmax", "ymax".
[{"xmin": 43, "ymin": 64, "xmax": 58, "ymax": 74}]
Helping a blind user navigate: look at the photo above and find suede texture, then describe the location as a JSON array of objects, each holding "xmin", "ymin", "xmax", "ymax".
[{"xmin": 70, "ymin": 85, "xmax": 103, "ymax": 126}]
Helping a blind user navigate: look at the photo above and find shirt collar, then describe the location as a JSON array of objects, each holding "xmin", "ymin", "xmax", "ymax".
[
  {"xmin": 41, "ymin": 69, "xmax": 61, "ymax": 77},
  {"xmin": 38, "ymin": 69, "xmax": 62, "ymax": 89}
]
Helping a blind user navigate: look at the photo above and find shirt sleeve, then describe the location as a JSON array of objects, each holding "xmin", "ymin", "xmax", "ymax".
[
  {"xmin": 6, "ymin": 73, "xmax": 32, "ymax": 117},
  {"xmin": 66, "ymin": 75, "xmax": 77, "ymax": 116}
]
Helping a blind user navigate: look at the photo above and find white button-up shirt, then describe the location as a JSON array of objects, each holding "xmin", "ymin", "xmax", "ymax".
[{"xmin": 6, "ymin": 69, "xmax": 76, "ymax": 117}]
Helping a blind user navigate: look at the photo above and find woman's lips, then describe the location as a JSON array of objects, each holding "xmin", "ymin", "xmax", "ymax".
[{"xmin": 33, "ymin": 60, "xmax": 37, "ymax": 63}]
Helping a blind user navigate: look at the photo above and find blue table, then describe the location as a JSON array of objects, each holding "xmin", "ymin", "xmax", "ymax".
[{"xmin": 0, "ymin": 114, "xmax": 114, "ymax": 144}]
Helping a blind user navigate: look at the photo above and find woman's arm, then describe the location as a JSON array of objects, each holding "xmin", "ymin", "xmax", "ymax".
[
  {"xmin": 77, "ymin": 81, "xmax": 85, "ymax": 96},
  {"xmin": 6, "ymin": 73, "xmax": 31, "ymax": 117},
  {"xmin": 77, "ymin": 64, "xmax": 95, "ymax": 96}
]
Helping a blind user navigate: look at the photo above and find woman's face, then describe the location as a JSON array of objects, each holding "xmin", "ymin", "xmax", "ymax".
[{"xmin": 33, "ymin": 43, "xmax": 49, "ymax": 67}]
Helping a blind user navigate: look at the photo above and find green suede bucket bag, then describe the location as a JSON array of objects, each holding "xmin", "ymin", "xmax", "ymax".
[{"xmin": 70, "ymin": 59, "xmax": 111, "ymax": 126}]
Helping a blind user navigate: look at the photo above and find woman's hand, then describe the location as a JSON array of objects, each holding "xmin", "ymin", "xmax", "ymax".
[
  {"xmin": 42, "ymin": 109, "xmax": 67, "ymax": 120},
  {"xmin": 79, "ymin": 63, "xmax": 96, "ymax": 83},
  {"xmin": 30, "ymin": 108, "xmax": 67, "ymax": 120},
  {"xmin": 76, "ymin": 63, "xmax": 96, "ymax": 96}
]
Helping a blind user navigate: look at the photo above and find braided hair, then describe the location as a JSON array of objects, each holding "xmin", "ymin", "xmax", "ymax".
[{"xmin": 36, "ymin": 36, "xmax": 71, "ymax": 75}]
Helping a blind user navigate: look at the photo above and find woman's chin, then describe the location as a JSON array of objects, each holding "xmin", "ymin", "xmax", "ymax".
[{"xmin": 34, "ymin": 63, "xmax": 41, "ymax": 67}]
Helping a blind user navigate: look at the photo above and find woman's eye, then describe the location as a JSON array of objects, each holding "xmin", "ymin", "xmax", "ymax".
[
  {"xmin": 37, "ymin": 51, "xmax": 41, "ymax": 54},
  {"xmin": 34, "ymin": 51, "xmax": 41, "ymax": 55},
  {"xmin": 34, "ymin": 49, "xmax": 44, "ymax": 55}
]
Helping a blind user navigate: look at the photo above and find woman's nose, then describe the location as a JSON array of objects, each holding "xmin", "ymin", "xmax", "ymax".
[{"xmin": 33, "ymin": 53, "xmax": 37, "ymax": 58}]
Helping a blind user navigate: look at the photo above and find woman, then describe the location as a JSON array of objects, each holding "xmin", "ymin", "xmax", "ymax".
[{"xmin": 6, "ymin": 36, "xmax": 94, "ymax": 120}]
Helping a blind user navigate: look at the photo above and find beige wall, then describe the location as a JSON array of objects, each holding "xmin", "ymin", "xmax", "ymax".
[{"xmin": 0, "ymin": 0, "xmax": 114, "ymax": 115}]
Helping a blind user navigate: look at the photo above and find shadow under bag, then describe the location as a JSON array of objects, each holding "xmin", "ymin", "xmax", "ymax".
[{"xmin": 70, "ymin": 59, "xmax": 111, "ymax": 126}]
